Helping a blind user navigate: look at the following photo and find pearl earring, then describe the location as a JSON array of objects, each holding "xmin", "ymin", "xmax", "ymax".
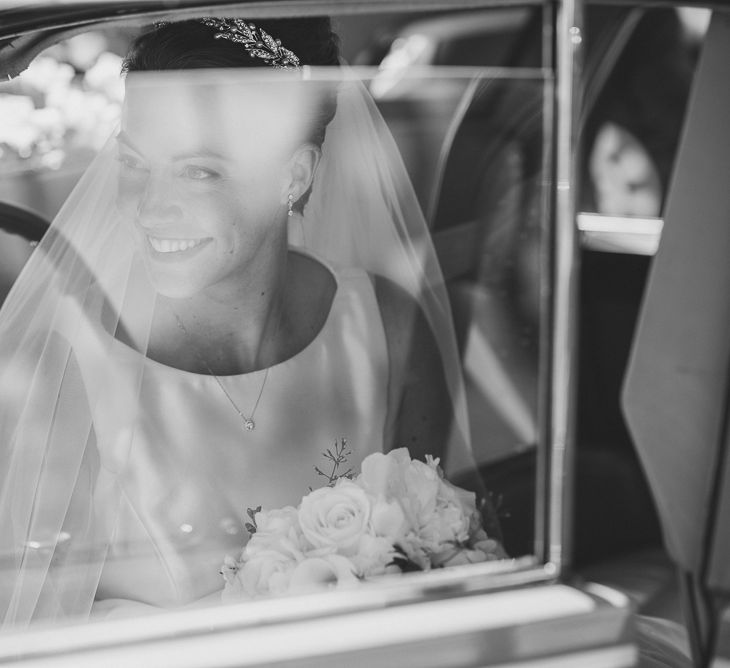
[{"xmin": 287, "ymin": 193, "xmax": 294, "ymax": 217}]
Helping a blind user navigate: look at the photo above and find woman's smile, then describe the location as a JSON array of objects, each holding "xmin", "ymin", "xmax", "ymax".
[{"xmin": 146, "ymin": 234, "xmax": 212, "ymax": 257}]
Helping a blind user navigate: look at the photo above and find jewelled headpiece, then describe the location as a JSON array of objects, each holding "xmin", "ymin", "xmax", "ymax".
[{"xmin": 199, "ymin": 18, "xmax": 300, "ymax": 69}]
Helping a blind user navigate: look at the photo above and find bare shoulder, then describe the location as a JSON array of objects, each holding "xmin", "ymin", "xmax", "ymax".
[{"xmin": 372, "ymin": 274, "xmax": 451, "ymax": 460}]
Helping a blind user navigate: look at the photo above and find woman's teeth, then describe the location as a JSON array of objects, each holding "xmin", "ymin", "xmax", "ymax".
[{"xmin": 148, "ymin": 237, "xmax": 205, "ymax": 253}]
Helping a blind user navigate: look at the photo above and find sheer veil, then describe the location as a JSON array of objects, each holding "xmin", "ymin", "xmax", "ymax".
[
  {"xmin": 299, "ymin": 70, "xmax": 473, "ymax": 473},
  {"xmin": 0, "ymin": 66, "xmax": 476, "ymax": 628}
]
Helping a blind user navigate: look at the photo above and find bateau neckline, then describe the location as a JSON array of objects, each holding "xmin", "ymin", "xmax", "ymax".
[{"xmin": 116, "ymin": 247, "xmax": 340, "ymax": 380}]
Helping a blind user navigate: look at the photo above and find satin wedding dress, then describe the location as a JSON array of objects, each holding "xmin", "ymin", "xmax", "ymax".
[{"xmin": 59, "ymin": 253, "xmax": 388, "ymax": 612}]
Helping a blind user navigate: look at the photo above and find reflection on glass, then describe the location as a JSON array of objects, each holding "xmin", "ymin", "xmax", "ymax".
[
  {"xmin": 580, "ymin": 6, "xmax": 699, "ymax": 217},
  {"xmin": 377, "ymin": 76, "xmax": 546, "ymax": 558},
  {"xmin": 0, "ymin": 14, "xmax": 548, "ymax": 632}
]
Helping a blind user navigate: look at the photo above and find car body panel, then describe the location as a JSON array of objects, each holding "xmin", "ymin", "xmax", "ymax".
[
  {"xmin": 0, "ymin": 582, "xmax": 635, "ymax": 668},
  {"xmin": 622, "ymin": 11, "xmax": 730, "ymax": 662}
]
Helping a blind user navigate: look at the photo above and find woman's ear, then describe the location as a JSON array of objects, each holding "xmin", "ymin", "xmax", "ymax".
[{"xmin": 282, "ymin": 144, "xmax": 322, "ymax": 205}]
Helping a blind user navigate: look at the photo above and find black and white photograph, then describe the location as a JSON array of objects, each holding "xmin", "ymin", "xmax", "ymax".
[{"xmin": 0, "ymin": 0, "xmax": 725, "ymax": 666}]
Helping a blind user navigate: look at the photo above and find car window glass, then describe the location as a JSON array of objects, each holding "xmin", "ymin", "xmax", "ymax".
[
  {"xmin": 580, "ymin": 5, "xmax": 707, "ymax": 219},
  {"xmin": 0, "ymin": 6, "xmax": 550, "ymax": 634}
]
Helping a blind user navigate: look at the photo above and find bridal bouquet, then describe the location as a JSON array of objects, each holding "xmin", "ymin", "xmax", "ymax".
[{"xmin": 220, "ymin": 446, "xmax": 502, "ymax": 600}]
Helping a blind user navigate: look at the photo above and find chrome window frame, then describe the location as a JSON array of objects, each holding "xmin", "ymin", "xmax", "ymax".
[{"xmin": 0, "ymin": 0, "xmax": 589, "ymax": 656}]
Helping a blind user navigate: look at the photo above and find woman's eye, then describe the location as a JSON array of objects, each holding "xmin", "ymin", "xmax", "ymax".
[
  {"xmin": 116, "ymin": 154, "xmax": 147, "ymax": 173},
  {"xmin": 180, "ymin": 165, "xmax": 219, "ymax": 181}
]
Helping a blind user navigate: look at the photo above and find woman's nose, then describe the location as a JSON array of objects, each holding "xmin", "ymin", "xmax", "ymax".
[{"xmin": 136, "ymin": 173, "xmax": 182, "ymax": 226}]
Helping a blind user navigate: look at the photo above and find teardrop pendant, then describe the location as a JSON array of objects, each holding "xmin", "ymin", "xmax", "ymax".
[{"xmin": 172, "ymin": 312, "xmax": 272, "ymax": 435}]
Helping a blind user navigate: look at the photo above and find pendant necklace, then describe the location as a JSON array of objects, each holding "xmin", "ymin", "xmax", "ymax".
[{"xmin": 172, "ymin": 307, "xmax": 282, "ymax": 432}]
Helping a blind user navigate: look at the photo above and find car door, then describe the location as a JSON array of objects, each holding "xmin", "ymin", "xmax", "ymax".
[{"xmin": 2, "ymin": 0, "xmax": 715, "ymax": 665}]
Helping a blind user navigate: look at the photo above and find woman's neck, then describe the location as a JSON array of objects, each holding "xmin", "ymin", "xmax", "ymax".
[
  {"xmin": 147, "ymin": 250, "xmax": 336, "ymax": 376},
  {"xmin": 155, "ymin": 255, "xmax": 292, "ymax": 376}
]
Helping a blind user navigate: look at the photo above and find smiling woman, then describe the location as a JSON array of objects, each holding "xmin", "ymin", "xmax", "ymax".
[
  {"xmin": 0, "ymin": 17, "xmax": 500, "ymax": 628},
  {"xmin": 116, "ymin": 79, "xmax": 310, "ymax": 314}
]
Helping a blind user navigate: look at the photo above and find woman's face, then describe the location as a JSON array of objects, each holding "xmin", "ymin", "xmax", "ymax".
[{"xmin": 117, "ymin": 79, "xmax": 304, "ymax": 301}]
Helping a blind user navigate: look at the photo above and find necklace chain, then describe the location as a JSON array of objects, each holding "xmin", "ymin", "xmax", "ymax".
[{"xmin": 173, "ymin": 313, "xmax": 271, "ymax": 432}]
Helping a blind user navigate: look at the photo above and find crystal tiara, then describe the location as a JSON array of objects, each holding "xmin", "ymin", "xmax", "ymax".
[{"xmin": 199, "ymin": 18, "xmax": 301, "ymax": 70}]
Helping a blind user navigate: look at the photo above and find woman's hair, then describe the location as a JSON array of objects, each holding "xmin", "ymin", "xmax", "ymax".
[{"xmin": 123, "ymin": 17, "xmax": 341, "ymax": 210}]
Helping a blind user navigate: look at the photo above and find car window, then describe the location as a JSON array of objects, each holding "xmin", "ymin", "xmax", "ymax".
[{"xmin": 0, "ymin": 4, "xmax": 554, "ymax": 644}]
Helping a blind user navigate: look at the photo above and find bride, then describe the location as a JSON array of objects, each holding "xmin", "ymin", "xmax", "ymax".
[{"xmin": 0, "ymin": 17, "xmax": 496, "ymax": 627}]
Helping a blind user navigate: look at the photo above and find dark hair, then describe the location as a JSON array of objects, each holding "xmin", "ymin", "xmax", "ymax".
[{"xmin": 123, "ymin": 17, "xmax": 341, "ymax": 210}]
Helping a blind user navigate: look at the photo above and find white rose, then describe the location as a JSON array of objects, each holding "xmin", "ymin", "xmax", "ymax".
[
  {"xmin": 400, "ymin": 459, "xmax": 442, "ymax": 530},
  {"xmin": 244, "ymin": 506, "xmax": 307, "ymax": 561},
  {"xmin": 471, "ymin": 537, "xmax": 508, "ymax": 561},
  {"xmin": 288, "ymin": 554, "xmax": 359, "ymax": 593},
  {"xmin": 358, "ymin": 448, "xmax": 412, "ymax": 498},
  {"xmin": 412, "ymin": 490, "xmax": 471, "ymax": 557},
  {"xmin": 236, "ymin": 550, "xmax": 298, "ymax": 598},
  {"xmin": 439, "ymin": 477, "xmax": 478, "ymax": 518},
  {"xmin": 396, "ymin": 461, "xmax": 475, "ymax": 562},
  {"xmin": 433, "ymin": 478, "xmax": 474, "ymax": 543},
  {"xmin": 359, "ymin": 450, "xmax": 468, "ymax": 568},
  {"xmin": 298, "ymin": 480, "xmax": 372, "ymax": 556},
  {"xmin": 406, "ymin": 458, "xmax": 441, "ymax": 495},
  {"xmin": 350, "ymin": 534, "xmax": 400, "ymax": 577},
  {"xmin": 370, "ymin": 496, "xmax": 409, "ymax": 542},
  {"xmin": 220, "ymin": 555, "xmax": 245, "ymax": 601},
  {"xmin": 432, "ymin": 537, "xmax": 506, "ymax": 567},
  {"xmin": 430, "ymin": 545, "xmax": 489, "ymax": 568}
]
